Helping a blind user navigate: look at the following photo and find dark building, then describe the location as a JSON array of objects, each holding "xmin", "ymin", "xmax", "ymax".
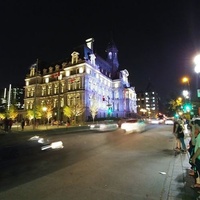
[
  {"xmin": 136, "ymin": 81, "xmax": 160, "ymax": 118},
  {"xmin": 0, "ymin": 84, "xmax": 24, "ymax": 112}
]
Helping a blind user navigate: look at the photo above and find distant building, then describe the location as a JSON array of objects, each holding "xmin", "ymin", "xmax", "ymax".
[
  {"xmin": 24, "ymin": 38, "xmax": 137, "ymax": 122},
  {"xmin": 0, "ymin": 84, "xmax": 24, "ymax": 112},
  {"xmin": 136, "ymin": 81, "xmax": 160, "ymax": 118}
]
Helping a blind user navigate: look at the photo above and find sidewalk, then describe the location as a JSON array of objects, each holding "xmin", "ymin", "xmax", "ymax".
[{"xmin": 167, "ymin": 136, "xmax": 200, "ymax": 200}]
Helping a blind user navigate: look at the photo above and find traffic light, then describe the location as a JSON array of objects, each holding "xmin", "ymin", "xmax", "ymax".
[
  {"xmin": 183, "ymin": 103, "xmax": 192, "ymax": 112},
  {"xmin": 174, "ymin": 113, "xmax": 179, "ymax": 118},
  {"xmin": 108, "ymin": 107, "xmax": 112, "ymax": 114}
]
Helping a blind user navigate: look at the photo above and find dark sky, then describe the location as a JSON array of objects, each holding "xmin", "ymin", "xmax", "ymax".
[{"xmin": 1, "ymin": 0, "xmax": 200, "ymax": 101}]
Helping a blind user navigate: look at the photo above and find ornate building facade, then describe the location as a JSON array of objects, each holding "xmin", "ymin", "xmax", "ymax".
[{"xmin": 24, "ymin": 38, "xmax": 137, "ymax": 122}]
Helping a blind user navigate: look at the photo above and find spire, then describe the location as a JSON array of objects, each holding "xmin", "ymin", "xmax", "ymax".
[
  {"xmin": 145, "ymin": 79, "xmax": 155, "ymax": 92},
  {"xmin": 106, "ymin": 37, "xmax": 119, "ymax": 78}
]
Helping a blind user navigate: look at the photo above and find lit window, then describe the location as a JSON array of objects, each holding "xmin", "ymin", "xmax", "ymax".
[
  {"xmin": 79, "ymin": 67, "xmax": 84, "ymax": 73},
  {"xmin": 45, "ymin": 77, "xmax": 49, "ymax": 83},
  {"xmin": 54, "ymin": 86, "xmax": 57, "ymax": 94},
  {"xmin": 66, "ymin": 70, "xmax": 70, "ymax": 76},
  {"xmin": 86, "ymin": 68, "xmax": 90, "ymax": 74},
  {"xmin": 108, "ymin": 52, "xmax": 112, "ymax": 59}
]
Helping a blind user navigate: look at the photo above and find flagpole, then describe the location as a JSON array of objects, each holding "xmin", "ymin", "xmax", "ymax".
[{"xmin": 7, "ymin": 84, "xmax": 11, "ymax": 110}]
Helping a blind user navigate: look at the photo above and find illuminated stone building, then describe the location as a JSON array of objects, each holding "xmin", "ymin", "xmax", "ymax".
[{"xmin": 24, "ymin": 38, "xmax": 137, "ymax": 122}]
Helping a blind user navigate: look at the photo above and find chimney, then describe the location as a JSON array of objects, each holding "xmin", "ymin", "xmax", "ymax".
[{"xmin": 86, "ymin": 38, "xmax": 94, "ymax": 51}]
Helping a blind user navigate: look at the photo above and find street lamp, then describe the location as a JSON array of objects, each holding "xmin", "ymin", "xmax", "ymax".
[
  {"xmin": 182, "ymin": 77, "xmax": 190, "ymax": 86},
  {"xmin": 194, "ymin": 55, "xmax": 200, "ymax": 98},
  {"xmin": 42, "ymin": 106, "xmax": 47, "ymax": 128},
  {"xmin": 43, "ymin": 106, "xmax": 47, "ymax": 111},
  {"xmin": 181, "ymin": 76, "xmax": 191, "ymax": 101},
  {"xmin": 102, "ymin": 96, "xmax": 112, "ymax": 117}
]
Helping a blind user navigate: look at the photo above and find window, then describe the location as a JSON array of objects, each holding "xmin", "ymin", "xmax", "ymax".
[
  {"xmin": 108, "ymin": 52, "xmax": 112, "ymax": 59},
  {"xmin": 66, "ymin": 70, "xmax": 70, "ymax": 76},
  {"xmin": 45, "ymin": 77, "xmax": 49, "ymax": 83},
  {"xmin": 79, "ymin": 67, "xmax": 84, "ymax": 73},
  {"xmin": 71, "ymin": 51, "xmax": 79, "ymax": 64},
  {"xmin": 86, "ymin": 67, "xmax": 91, "ymax": 74},
  {"xmin": 48, "ymin": 86, "xmax": 51, "ymax": 95}
]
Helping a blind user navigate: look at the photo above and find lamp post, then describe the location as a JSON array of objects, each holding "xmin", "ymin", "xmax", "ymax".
[
  {"xmin": 42, "ymin": 106, "xmax": 47, "ymax": 129},
  {"xmin": 102, "ymin": 96, "xmax": 112, "ymax": 117},
  {"xmin": 181, "ymin": 76, "xmax": 191, "ymax": 101},
  {"xmin": 194, "ymin": 55, "xmax": 200, "ymax": 98}
]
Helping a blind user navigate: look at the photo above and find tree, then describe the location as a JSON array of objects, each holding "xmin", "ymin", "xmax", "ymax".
[
  {"xmin": 26, "ymin": 109, "xmax": 34, "ymax": 122},
  {"xmin": 71, "ymin": 104, "xmax": 85, "ymax": 118},
  {"xmin": 26, "ymin": 105, "xmax": 43, "ymax": 124},
  {"xmin": 168, "ymin": 98, "xmax": 182, "ymax": 111},
  {"xmin": 63, "ymin": 106, "xmax": 73, "ymax": 120},
  {"xmin": 64, "ymin": 104, "xmax": 85, "ymax": 124},
  {"xmin": 6, "ymin": 105, "xmax": 18, "ymax": 120},
  {"xmin": 0, "ymin": 112, "xmax": 5, "ymax": 119},
  {"xmin": 45, "ymin": 105, "xmax": 53, "ymax": 124},
  {"xmin": 89, "ymin": 94, "xmax": 99, "ymax": 122}
]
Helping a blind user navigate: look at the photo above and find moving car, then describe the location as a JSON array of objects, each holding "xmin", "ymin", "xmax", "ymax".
[
  {"xmin": 120, "ymin": 118, "xmax": 147, "ymax": 133},
  {"xmin": 149, "ymin": 118, "xmax": 160, "ymax": 124},
  {"xmin": 164, "ymin": 119, "xmax": 174, "ymax": 125},
  {"xmin": 90, "ymin": 120, "xmax": 118, "ymax": 131}
]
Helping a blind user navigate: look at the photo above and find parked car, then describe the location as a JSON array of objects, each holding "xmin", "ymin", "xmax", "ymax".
[
  {"xmin": 90, "ymin": 120, "xmax": 118, "ymax": 131},
  {"xmin": 120, "ymin": 118, "xmax": 147, "ymax": 133}
]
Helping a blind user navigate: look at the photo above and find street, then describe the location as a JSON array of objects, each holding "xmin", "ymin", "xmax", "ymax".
[{"xmin": 0, "ymin": 124, "xmax": 185, "ymax": 200}]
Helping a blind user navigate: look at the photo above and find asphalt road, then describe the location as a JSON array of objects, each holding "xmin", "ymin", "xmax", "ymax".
[{"xmin": 0, "ymin": 124, "xmax": 177, "ymax": 200}]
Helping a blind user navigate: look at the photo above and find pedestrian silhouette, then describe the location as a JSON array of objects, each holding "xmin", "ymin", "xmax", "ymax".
[{"xmin": 21, "ymin": 118, "xmax": 25, "ymax": 131}]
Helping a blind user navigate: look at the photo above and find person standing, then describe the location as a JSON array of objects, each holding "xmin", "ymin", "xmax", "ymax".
[
  {"xmin": 191, "ymin": 119, "xmax": 200, "ymax": 188},
  {"xmin": 21, "ymin": 118, "xmax": 25, "ymax": 131},
  {"xmin": 173, "ymin": 119, "xmax": 181, "ymax": 150},
  {"xmin": 8, "ymin": 118, "xmax": 13, "ymax": 131},
  {"xmin": 4, "ymin": 117, "xmax": 9, "ymax": 132},
  {"xmin": 188, "ymin": 120, "xmax": 197, "ymax": 176},
  {"xmin": 176, "ymin": 119, "xmax": 187, "ymax": 153}
]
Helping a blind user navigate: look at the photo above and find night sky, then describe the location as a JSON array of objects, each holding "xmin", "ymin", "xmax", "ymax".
[{"xmin": 1, "ymin": 0, "xmax": 200, "ymax": 101}]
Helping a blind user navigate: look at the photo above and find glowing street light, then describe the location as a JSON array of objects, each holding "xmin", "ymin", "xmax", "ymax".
[
  {"xmin": 194, "ymin": 54, "xmax": 200, "ymax": 98},
  {"xmin": 194, "ymin": 55, "xmax": 200, "ymax": 73},
  {"xmin": 181, "ymin": 76, "xmax": 191, "ymax": 100},
  {"xmin": 42, "ymin": 106, "xmax": 47, "ymax": 112},
  {"xmin": 194, "ymin": 55, "xmax": 200, "ymax": 65},
  {"xmin": 182, "ymin": 77, "xmax": 190, "ymax": 85},
  {"xmin": 182, "ymin": 90, "xmax": 189, "ymax": 99}
]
